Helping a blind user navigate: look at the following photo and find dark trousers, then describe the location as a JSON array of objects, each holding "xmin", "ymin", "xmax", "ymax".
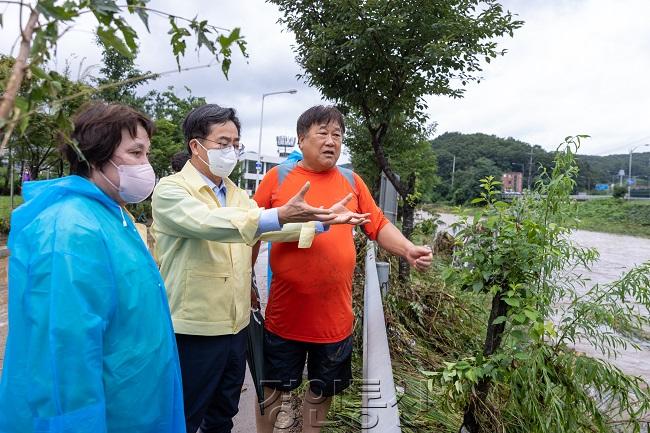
[{"xmin": 175, "ymin": 328, "xmax": 248, "ymax": 433}]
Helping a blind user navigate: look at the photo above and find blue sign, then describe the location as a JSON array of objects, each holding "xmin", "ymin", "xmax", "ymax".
[
  {"xmin": 595, "ymin": 184, "xmax": 609, "ymax": 191},
  {"xmin": 255, "ymin": 161, "xmax": 262, "ymax": 171},
  {"xmin": 628, "ymin": 178, "xmax": 636, "ymax": 185}
]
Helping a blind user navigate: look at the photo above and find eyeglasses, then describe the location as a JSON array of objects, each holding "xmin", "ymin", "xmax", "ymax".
[{"xmin": 195, "ymin": 137, "xmax": 245, "ymax": 155}]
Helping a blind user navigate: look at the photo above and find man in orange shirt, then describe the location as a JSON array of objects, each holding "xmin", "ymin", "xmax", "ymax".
[{"xmin": 254, "ymin": 106, "xmax": 433, "ymax": 432}]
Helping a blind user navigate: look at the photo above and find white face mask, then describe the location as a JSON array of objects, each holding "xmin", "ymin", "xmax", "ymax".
[
  {"xmin": 99, "ymin": 160, "xmax": 156, "ymax": 203},
  {"xmin": 196, "ymin": 141, "xmax": 239, "ymax": 178}
]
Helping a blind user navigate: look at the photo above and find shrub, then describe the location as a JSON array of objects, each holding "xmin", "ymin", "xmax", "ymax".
[{"xmin": 612, "ymin": 184, "xmax": 627, "ymax": 199}]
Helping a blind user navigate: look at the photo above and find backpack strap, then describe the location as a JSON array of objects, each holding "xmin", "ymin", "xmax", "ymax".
[
  {"xmin": 337, "ymin": 166, "xmax": 356, "ymax": 190},
  {"xmin": 277, "ymin": 160, "xmax": 299, "ymax": 187}
]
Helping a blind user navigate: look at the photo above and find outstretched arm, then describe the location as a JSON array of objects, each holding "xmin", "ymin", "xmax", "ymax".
[{"xmin": 376, "ymin": 223, "xmax": 433, "ymax": 272}]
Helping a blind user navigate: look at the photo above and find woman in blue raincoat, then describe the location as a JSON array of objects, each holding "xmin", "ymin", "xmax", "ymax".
[{"xmin": 0, "ymin": 103, "xmax": 184, "ymax": 433}]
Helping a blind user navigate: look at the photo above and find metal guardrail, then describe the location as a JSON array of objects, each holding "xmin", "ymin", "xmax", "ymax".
[{"xmin": 362, "ymin": 241, "xmax": 401, "ymax": 432}]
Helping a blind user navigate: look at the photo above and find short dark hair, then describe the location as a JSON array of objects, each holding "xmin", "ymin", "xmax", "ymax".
[
  {"xmin": 65, "ymin": 102, "xmax": 154, "ymax": 177},
  {"xmin": 171, "ymin": 151, "xmax": 190, "ymax": 172},
  {"xmin": 182, "ymin": 104, "xmax": 241, "ymax": 153},
  {"xmin": 296, "ymin": 105, "xmax": 345, "ymax": 137}
]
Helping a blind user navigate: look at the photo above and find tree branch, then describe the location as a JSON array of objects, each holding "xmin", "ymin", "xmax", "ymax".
[
  {"xmin": 0, "ymin": 1, "xmax": 27, "ymax": 6},
  {"xmin": 76, "ymin": 4, "xmax": 233, "ymax": 33},
  {"xmin": 367, "ymin": 121, "xmax": 408, "ymax": 198},
  {"xmin": 0, "ymin": 6, "xmax": 39, "ymax": 148},
  {"xmin": 4, "ymin": 61, "xmax": 217, "ymax": 133}
]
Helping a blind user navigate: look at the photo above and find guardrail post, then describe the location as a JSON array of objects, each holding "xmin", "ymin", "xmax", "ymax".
[
  {"xmin": 376, "ymin": 261, "xmax": 390, "ymax": 297},
  {"xmin": 362, "ymin": 241, "xmax": 401, "ymax": 432}
]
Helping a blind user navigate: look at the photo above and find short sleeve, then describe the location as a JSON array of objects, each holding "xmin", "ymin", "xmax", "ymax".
[
  {"xmin": 253, "ymin": 167, "xmax": 278, "ymax": 209},
  {"xmin": 354, "ymin": 173, "xmax": 390, "ymax": 240}
]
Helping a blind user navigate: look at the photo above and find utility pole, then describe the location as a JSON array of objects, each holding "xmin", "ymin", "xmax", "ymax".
[
  {"xmin": 450, "ymin": 155, "xmax": 456, "ymax": 191},
  {"xmin": 527, "ymin": 146, "xmax": 533, "ymax": 190}
]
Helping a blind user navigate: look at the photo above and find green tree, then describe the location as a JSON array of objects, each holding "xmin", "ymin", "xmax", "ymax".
[
  {"xmin": 431, "ymin": 132, "xmax": 553, "ymax": 201},
  {"xmin": 348, "ymin": 115, "xmax": 438, "ymax": 201},
  {"xmin": 449, "ymin": 157, "xmax": 501, "ymax": 204},
  {"xmin": 271, "ymin": 0, "xmax": 522, "ymax": 279},
  {"xmin": 92, "ymin": 37, "xmax": 153, "ymax": 111},
  {"xmin": 1, "ymin": 55, "xmax": 93, "ymax": 183},
  {"xmin": 430, "ymin": 137, "xmax": 650, "ymax": 432},
  {"xmin": 0, "ymin": 0, "xmax": 247, "ymax": 151},
  {"xmin": 145, "ymin": 87, "xmax": 206, "ymax": 177}
]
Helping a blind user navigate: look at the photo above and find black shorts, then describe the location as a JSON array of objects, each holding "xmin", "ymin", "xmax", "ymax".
[{"xmin": 262, "ymin": 330, "xmax": 353, "ymax": 398}]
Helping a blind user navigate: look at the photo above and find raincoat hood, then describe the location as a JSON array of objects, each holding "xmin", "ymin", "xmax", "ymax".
[{"xmin": 10, "ymin": 175, "xmax": 121, "ymax": 240}]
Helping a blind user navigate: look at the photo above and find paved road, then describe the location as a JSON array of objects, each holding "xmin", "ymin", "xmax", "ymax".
[{"xmin": 232, "ymin": 241, "xmax": 271, "ymax": 432}]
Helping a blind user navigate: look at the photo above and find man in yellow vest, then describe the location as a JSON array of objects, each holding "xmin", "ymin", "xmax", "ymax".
[{"xmin": 151, "ymin": 104, "xmax": 368, "ymax": 433}]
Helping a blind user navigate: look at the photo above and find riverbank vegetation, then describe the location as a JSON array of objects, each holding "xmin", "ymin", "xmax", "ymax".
[
  {"xmin": 576, "ymin": 199, "xmax": 650, "ymax": 238},
  {"xmin": 324, "ymin": 137, "xmax": 650, "ymax": 432},
  {"xmin": 427, "ymin": 198, "xmax": 650, "ymax": 239}
]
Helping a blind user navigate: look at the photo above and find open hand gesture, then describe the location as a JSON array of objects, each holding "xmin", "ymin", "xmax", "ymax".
[
  {"xmin": 324, "ymin": 193, "xmax": 371, "ymax": 226},
  {"xmin": 277, "ymin": 182, "xmax": 336, "ymax": 224}
]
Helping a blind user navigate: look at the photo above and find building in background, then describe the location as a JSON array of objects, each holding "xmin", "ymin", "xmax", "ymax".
[
  {"xmin": 502, "ymin": 171, "xmax": 523, "ymax": 193},
  {"xmin": 239, "ymin": 136, "xmax": 297, "ymax": 195}
]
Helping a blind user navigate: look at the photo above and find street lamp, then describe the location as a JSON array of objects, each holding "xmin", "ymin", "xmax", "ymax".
[
  {"xmin": 628, "ymin": 143, "xmax": 650, "ymax": 200},
  {"xmin": 255, "ymin": 89, "xmax": 298, "ymax": 190}
]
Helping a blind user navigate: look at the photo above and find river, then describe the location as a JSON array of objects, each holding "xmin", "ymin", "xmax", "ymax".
[{"xmin": 434, "ymin": 212, "xmax": 650, "ymax": 382}]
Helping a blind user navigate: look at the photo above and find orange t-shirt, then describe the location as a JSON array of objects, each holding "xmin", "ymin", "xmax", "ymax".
[{"xmin": 254, "ymin": 162, "xmax": 389, "ymax": 343}]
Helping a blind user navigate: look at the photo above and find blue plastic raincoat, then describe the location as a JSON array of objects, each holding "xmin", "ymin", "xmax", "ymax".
[{"xmin": 0, "ymin": 176, "xmax": 185, "ymax": 433}]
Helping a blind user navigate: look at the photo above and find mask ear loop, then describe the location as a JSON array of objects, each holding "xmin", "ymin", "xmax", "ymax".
[
  {"xmin": 97, "ymin": 161, "xmax": 120, "ymax": 191},
  {"xmin": 193, "ymin": 139, "xmax": 212, "ymax": 169},
  {"xmin": 94, "ymin": 162, "xmax": 128, "ymax": 227}
]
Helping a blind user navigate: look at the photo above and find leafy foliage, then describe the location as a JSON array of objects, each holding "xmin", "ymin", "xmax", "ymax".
[
  {"xmin": 1, "ymin": 0, "xmax": 247, "ymax": 138},
  {"xmin": 576, "ymin": 198, "xmax": 650, "ymax": 238},
  {"xmin": 271, "ymin": 0, "xmax": 523, "ymax": 280},
  {"xmin": 612, "ymin": 184, "xmax": 627, "ymax": 199},
  {"xmin": 430, "ymin": 136, "xmax": 650, "ymax": 432},
  {"xmin": 346, "ymin": 115, "xmax": 439, "ymax": 202},
  {"xmin": 432, "ymin": 132, "xmax": 650, "ymax": 201}
]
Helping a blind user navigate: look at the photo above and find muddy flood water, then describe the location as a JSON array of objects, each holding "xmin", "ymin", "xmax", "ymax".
[{"xmin": 436, "ymin": 213, "xmax": 650, "ymax": 382}]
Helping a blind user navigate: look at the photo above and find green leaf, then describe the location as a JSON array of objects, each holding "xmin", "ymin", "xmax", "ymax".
[
  {"xmin": 471, "ymin": 281, "xmax": 483, "ymax": 292},
  {"xmin": 30, "ymin": 64, "xmax": 49, "ymax": 80},
  {"xmin": 97, "ymin": 26, "xmax": 134, "ymax": 58},
  {"xmin": 523, "ymin": 309, "xmax": 539, "ymax": 321},
  {"xmin": 14, "ymin": 96, "xmax": 29, "ymax": 112},
  {"xmin": 36, "ymin": 0, "xmax": 77, "ymax": 20},
  {"xmin": 89, "ymin": 0, "xmax": 121, "ymax": 16},
  {"xmin": 126, "ymin": 0, "xmax": 150, "ymax": 31},
  {"xmin": 504, "ymin": 297, "xmax": 520, "ymax": 307},
  {"xmin": 510, "ymin": 329, "xmax": 526, "ymax": 342},
  {"xmin": 492, "ymin": 315, "xmax": 507, "ymax": 325},
  {"xmin": 221, "ymin": 58, "xmax": 231, "ymax": 79},
  {"xmin": 18, "ymin": 114, "xmax": 30, "ymax": 135},
  {"xmin": 115, "ymin": 19, "xmax": 139, "ymax": 52},
  {"xmin": 512, "ymin": 313, "xmax": 526, "ymax": 324}
]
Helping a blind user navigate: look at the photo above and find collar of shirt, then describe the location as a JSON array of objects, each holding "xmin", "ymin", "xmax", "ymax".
[{"xmin": 197, "ymin": 171, "xmax": 227, "ymax": 204}]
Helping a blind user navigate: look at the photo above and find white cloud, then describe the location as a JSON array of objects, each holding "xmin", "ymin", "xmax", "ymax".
[
  {"xmin": 426, "ymin": 0, "xmax": 650, "ymax": 155},
  {"xmin": 2, "ymin": 0, "xmax": 649, "ymax": 158}
]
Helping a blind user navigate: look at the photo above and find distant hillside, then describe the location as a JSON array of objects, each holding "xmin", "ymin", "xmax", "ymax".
[{"xmin": 431, "ymin": 132, "xmax": 650, "ymax": 203}]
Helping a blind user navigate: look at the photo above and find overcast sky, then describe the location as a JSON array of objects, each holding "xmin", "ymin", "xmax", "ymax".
[{"xmin": 1, "ymin": 0, "xmax": 649, "ymax": 157}]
